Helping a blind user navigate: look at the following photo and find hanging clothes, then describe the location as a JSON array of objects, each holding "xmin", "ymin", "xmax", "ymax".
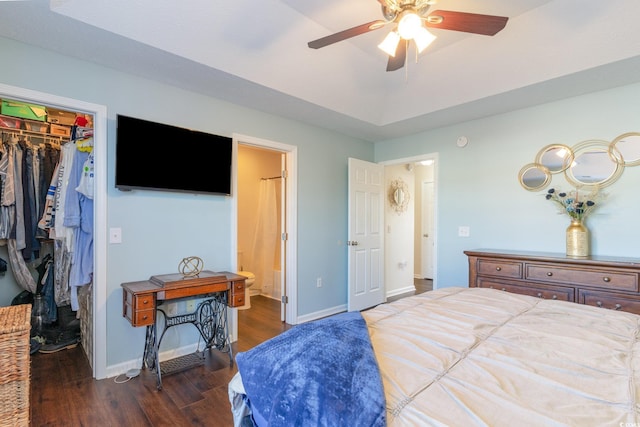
[
  {"xmin": 0, "ymin": 124, "xmax": 93, "ymax": 312},
  {"xmin": 62, "ymin": 139, "xmax": 93, "ymax": 310}
]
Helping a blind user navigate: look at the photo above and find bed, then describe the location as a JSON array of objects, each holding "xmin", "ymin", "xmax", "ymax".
[{"xmin": 229, "ymin": 287, "xmax": 640, "ymax": 426}]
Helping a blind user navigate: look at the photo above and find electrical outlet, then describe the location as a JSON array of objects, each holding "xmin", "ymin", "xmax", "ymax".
[
  {"xmin": 458, "ymin": 226, "xmax": 470, "ymax": 237},
  {"xmin": 316, "ymin": 277, "xmax": 322, "ymax": 288},
  {"xmin": 186, "ymin": 299, "xmax": 196, "ymax": 312}
]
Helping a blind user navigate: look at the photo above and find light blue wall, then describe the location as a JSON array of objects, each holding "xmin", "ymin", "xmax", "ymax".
[
  {"xmin": 376, "ymin": 82, "xmax": 640, "ymax": 288},
  {"xmin": 0, "ymin": 37, "xmax": 372, "ymax": 366},
  {"xmin": 4, "ymin": 33, "xmax": 640, "ymax": 369}
]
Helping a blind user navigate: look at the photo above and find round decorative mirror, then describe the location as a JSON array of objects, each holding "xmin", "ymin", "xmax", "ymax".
[
  {"xmin": 388, "ymin": 178, "xmax": 410, "ymax": 213},
  {"xmin": 609, "ymin": 132, "xmax": 640, "ymax": 166},
  {"xmin": 564, "ymin": 139, "xmax": 623, "ymax": 188},
  {"xmin": 535, "ymin": 144, "xmax": 574, "ymax": 174},
  {"xmin": 518, "ymin": 163, "xmax": 551, "ymax": 191}
]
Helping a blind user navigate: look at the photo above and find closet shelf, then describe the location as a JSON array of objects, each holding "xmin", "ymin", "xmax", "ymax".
[{"xmin": 0, "ymin": 124, "xmax": 69, "ymax": 142}]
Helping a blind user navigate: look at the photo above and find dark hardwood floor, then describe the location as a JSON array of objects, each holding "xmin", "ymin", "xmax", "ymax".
[
  {"xmin": 414, "ymin": 278, "xmax": 433, "ymax": 294},
  {"xmin": 30, "ymin": 296, "xmax": 290, "ymax": 426},
  {"xmin": 386, "ymin": 278, "xmax": 433, "ymax": 302},
  {"xmin": 30, "ymin": 282, "xmax": 431, "ymax": 426}
]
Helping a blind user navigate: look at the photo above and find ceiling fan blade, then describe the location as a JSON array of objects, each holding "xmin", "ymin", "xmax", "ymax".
[
  {"xmin": 425, "ymin": 10, "xmax": 508, "ymax": 36},
  {"xmin": 308, "ymin": 20, "xmax": 386, "ymax": 49},
  {"xmin": 386, "ymin": 40, "xmax": 407, "ymax": 72}
]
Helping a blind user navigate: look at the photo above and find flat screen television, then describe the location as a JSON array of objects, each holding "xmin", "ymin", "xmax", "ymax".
[{"xmin": 115, "ymin": 114, "xmax": 232, "ymax": 195}]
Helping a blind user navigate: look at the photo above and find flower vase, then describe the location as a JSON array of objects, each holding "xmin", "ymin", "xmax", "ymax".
[{"xmin": 566, "ymin": 219, "xmax": 589, "ymax": 258}]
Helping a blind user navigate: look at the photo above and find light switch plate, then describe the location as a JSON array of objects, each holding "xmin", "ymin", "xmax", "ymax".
[{"xmin": 109, "ymin": 227, "xmax": 122, "ymax": 244}]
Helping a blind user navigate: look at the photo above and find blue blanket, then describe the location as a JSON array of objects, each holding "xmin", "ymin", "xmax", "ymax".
[{"xmin": 235, "ymin": 311, "xmax": 386, "ymax": 427}]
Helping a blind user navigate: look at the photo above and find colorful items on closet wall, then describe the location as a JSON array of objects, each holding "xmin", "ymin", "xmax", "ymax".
[{"xmin": 0, "ymin": 98, "xmax": 94, "ymax": 351}]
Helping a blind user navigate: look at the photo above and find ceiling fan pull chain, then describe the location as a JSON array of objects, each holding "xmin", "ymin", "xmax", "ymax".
[{"xmin": 405, "ymin": 40, "xmax": 409, "ymax": 83}]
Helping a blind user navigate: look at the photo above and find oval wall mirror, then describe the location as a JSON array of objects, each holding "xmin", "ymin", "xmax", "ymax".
[
  {"xmin": 518, "ymin": 163, "xmax": 551, "ymax": 191},
  {"xmin": 388, "ymin": 178, "xmax": 410, "ymax": 213},
  {"xmin": 609, "ymin": 132, "xmax": 640, "ymax": 166},
  {"xmin": 535, "ymin": 144, "xmax": 574, "ymax": 174},
  {"xmin": 393, "ymin": 188, "xmax": 404, "ymax": 205},
  {"xmin": 565, "ymin": 140, "xmax": 623, "ymax": 188}
]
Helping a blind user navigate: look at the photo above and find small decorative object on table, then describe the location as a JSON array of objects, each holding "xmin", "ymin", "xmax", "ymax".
[
  {"xmin": 545, "ymin": 187, "xmax": 603, "ymax": 257},
  {"xmin": 178, "ymin": 256, "xmax": 204, "ymax": 278}
]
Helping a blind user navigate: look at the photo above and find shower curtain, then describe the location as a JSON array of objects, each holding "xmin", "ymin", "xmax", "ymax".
[{"xmin": 250, "ymin": 179, "xmax": 278, "ymax": 295}]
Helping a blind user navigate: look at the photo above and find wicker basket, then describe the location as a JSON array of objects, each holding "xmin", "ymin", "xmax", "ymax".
[{"xmin": 0, "ymin": 304, "xmax": 31, "ymax": 427}]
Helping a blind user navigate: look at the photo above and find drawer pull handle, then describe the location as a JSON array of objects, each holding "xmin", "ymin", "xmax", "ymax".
[
  {"xmin": 546, "ymin": 272, "xmax": 553, "ymax": 277},
  {"xmin": 501, "ymin": 288, "xmax": 506, "ymax": 292},
  {"xmin": 615, "ymin": 304, "xmax": 622, "ymax": 310},
  {"xmin": 142, "ymin": 315, "xmax": 148, "ymax": 320},
  {"xmin": 495, "ymin": 267, "xmax": 502, "ymax": 271},
  {"xmin": 537, "ymin": 292, "xmax": 542, "ymax": 298},
  {"xmin": 596, "ymin": 301, "xmax": 603, "ymax": 307},
  {"xmin": 552, "ymin": 295, "xmax": 558, "ymax": 300},
  {"xmin": 603, "ymin": 277, "xmax": 611, "ymax": 283},
  {"xmin": 143, "ymin": 300, "xmax": 149, "ymax": 305}
]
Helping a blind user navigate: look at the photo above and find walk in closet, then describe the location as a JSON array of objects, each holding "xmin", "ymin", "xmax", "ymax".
[{"xmin": 0, "ymin": 98, "xmax": 95, "ymax": 358}]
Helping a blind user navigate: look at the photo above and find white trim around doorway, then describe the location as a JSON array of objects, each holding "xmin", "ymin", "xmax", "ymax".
[{"xmin": 230, "ymin": 133, "xmax": 298, "ymax": 340}]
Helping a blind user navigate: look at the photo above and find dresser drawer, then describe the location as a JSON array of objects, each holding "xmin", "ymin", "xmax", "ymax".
[
  {"xmin": 123, "ymin": 291, "xmax": 156, "ymax": 326},
  {"xmin": 123, "ymin": 301, "xmax": 155, "ymax": 327},
  {"xmin": 131, "ymin": 293, "xmax": 154, "ymax": 310},
  {"xmin": 478, "ymin": 278, "xmax": 574, "ymax": 302},
  {"xmin": 231, "ymin": 280, "xmax": 245, "ymax": 295},
  {"xmin": 477, "ymin": 259, "xmax": 523, "ymax": 279},
  {"xmin": 130, "ymin": 308, "xmax": 155, "ymax": 326},
  {"xmin": 579, "ymin": 289, "xmax": 640, "ymax": 315},
  {"xmin": 227, "ymin": 280, "xmax": 245, "ymax": 307},
  {"xmin": 526, "ymin": 264, "xmax": 638, "ymax": 292},
  {"xmin": 229, "ymin": 292, "xmax": 245, "ymax": 307}
]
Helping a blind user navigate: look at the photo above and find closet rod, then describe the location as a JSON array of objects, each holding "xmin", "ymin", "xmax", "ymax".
[{"xmin": 261, "ymin": 176, "xmax": 282, "ymax": 181}]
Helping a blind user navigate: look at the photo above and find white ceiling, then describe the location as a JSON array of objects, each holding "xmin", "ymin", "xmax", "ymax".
[{"xmin": 1, "ymin": 0, "xmax": 640, "ymax": 142}]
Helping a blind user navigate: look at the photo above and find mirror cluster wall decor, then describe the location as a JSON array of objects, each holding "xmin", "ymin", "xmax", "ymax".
[
  {"xmin": 518, "ymin": 132, "xmax": 640, "ymax": 192},
  {"xmin": 388, "ymin": 178, "xmax": 410, "ymax": 214},
  {"xmin": 518, "ymin": 132, "xmax": 640, "ymax": 258}
]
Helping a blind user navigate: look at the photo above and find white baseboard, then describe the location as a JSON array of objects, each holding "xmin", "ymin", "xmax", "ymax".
[
  {"xmin": 386, "ymin": 285, "xmax": 416, "ymax": 299},
  {"xmin": 296, "ymin": 304, "xmax": 347, "ymax": 324}
]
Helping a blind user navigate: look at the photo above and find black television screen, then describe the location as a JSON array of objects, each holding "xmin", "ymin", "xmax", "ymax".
[{"xmin": 115, "ymin": 114, "xmax": 232, "ymax": 195}]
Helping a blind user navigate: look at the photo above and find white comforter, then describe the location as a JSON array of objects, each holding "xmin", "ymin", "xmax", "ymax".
[{"xmin": 362, "ymin": 287, "xmax": 640, "ymax": 426}]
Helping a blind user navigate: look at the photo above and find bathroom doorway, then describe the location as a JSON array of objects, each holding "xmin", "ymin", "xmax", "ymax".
[{"xmin": 233, "ymin": 134, "xmax": 297, "ymax": 327}]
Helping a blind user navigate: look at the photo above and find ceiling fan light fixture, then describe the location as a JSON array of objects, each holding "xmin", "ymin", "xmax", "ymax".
[
  {"xmin": 397, "ymin": 11, "xmax": 422, "ymax": 40},
  {"xmin": 378, "ymin": 31, "xmax": 400, "ymax": 57},
  {"xmin": 413, "ymin": 27, "xmax": 436, "ymax": 53}
]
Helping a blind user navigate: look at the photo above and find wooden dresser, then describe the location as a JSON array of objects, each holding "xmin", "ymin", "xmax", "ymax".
[{"xmin": 465, "ymin": 249, "xmax": 640, "ymax": 315}]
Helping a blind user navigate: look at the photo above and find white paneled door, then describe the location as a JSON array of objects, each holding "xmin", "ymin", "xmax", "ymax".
[
  {"xmin": 421, "ymin": 180, "xmax": 435, "ymax": 279},
  {"xmin": 348, "ymin": 158, "xmax": 384, "ymax": 311}
]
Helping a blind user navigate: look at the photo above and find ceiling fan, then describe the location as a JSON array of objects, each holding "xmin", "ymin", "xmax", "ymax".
[{"xmin": 307, "ymin": 0, "xmax": 508, "ymax": 72}]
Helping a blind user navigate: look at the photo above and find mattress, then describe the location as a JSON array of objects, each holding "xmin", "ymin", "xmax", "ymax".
[
  {"xmin": 230, "ymin": 287, "xmax": 640, "ymax": 426},
  {"xmin": 363, "ymin": 287, "xmax": 640, "ymax": 426}
]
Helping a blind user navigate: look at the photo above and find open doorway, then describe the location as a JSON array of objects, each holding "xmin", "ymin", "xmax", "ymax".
[
  {"xmin": 231, "ymin": 134, "xmax": 297, "ymax": 338},
  {"xmin": 0, "ymin": 83, "xmax": 108, "ymax": 379},
  {"xmin": 382, "ymin": 154, "xmax": 438, "ymax": 298}
]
